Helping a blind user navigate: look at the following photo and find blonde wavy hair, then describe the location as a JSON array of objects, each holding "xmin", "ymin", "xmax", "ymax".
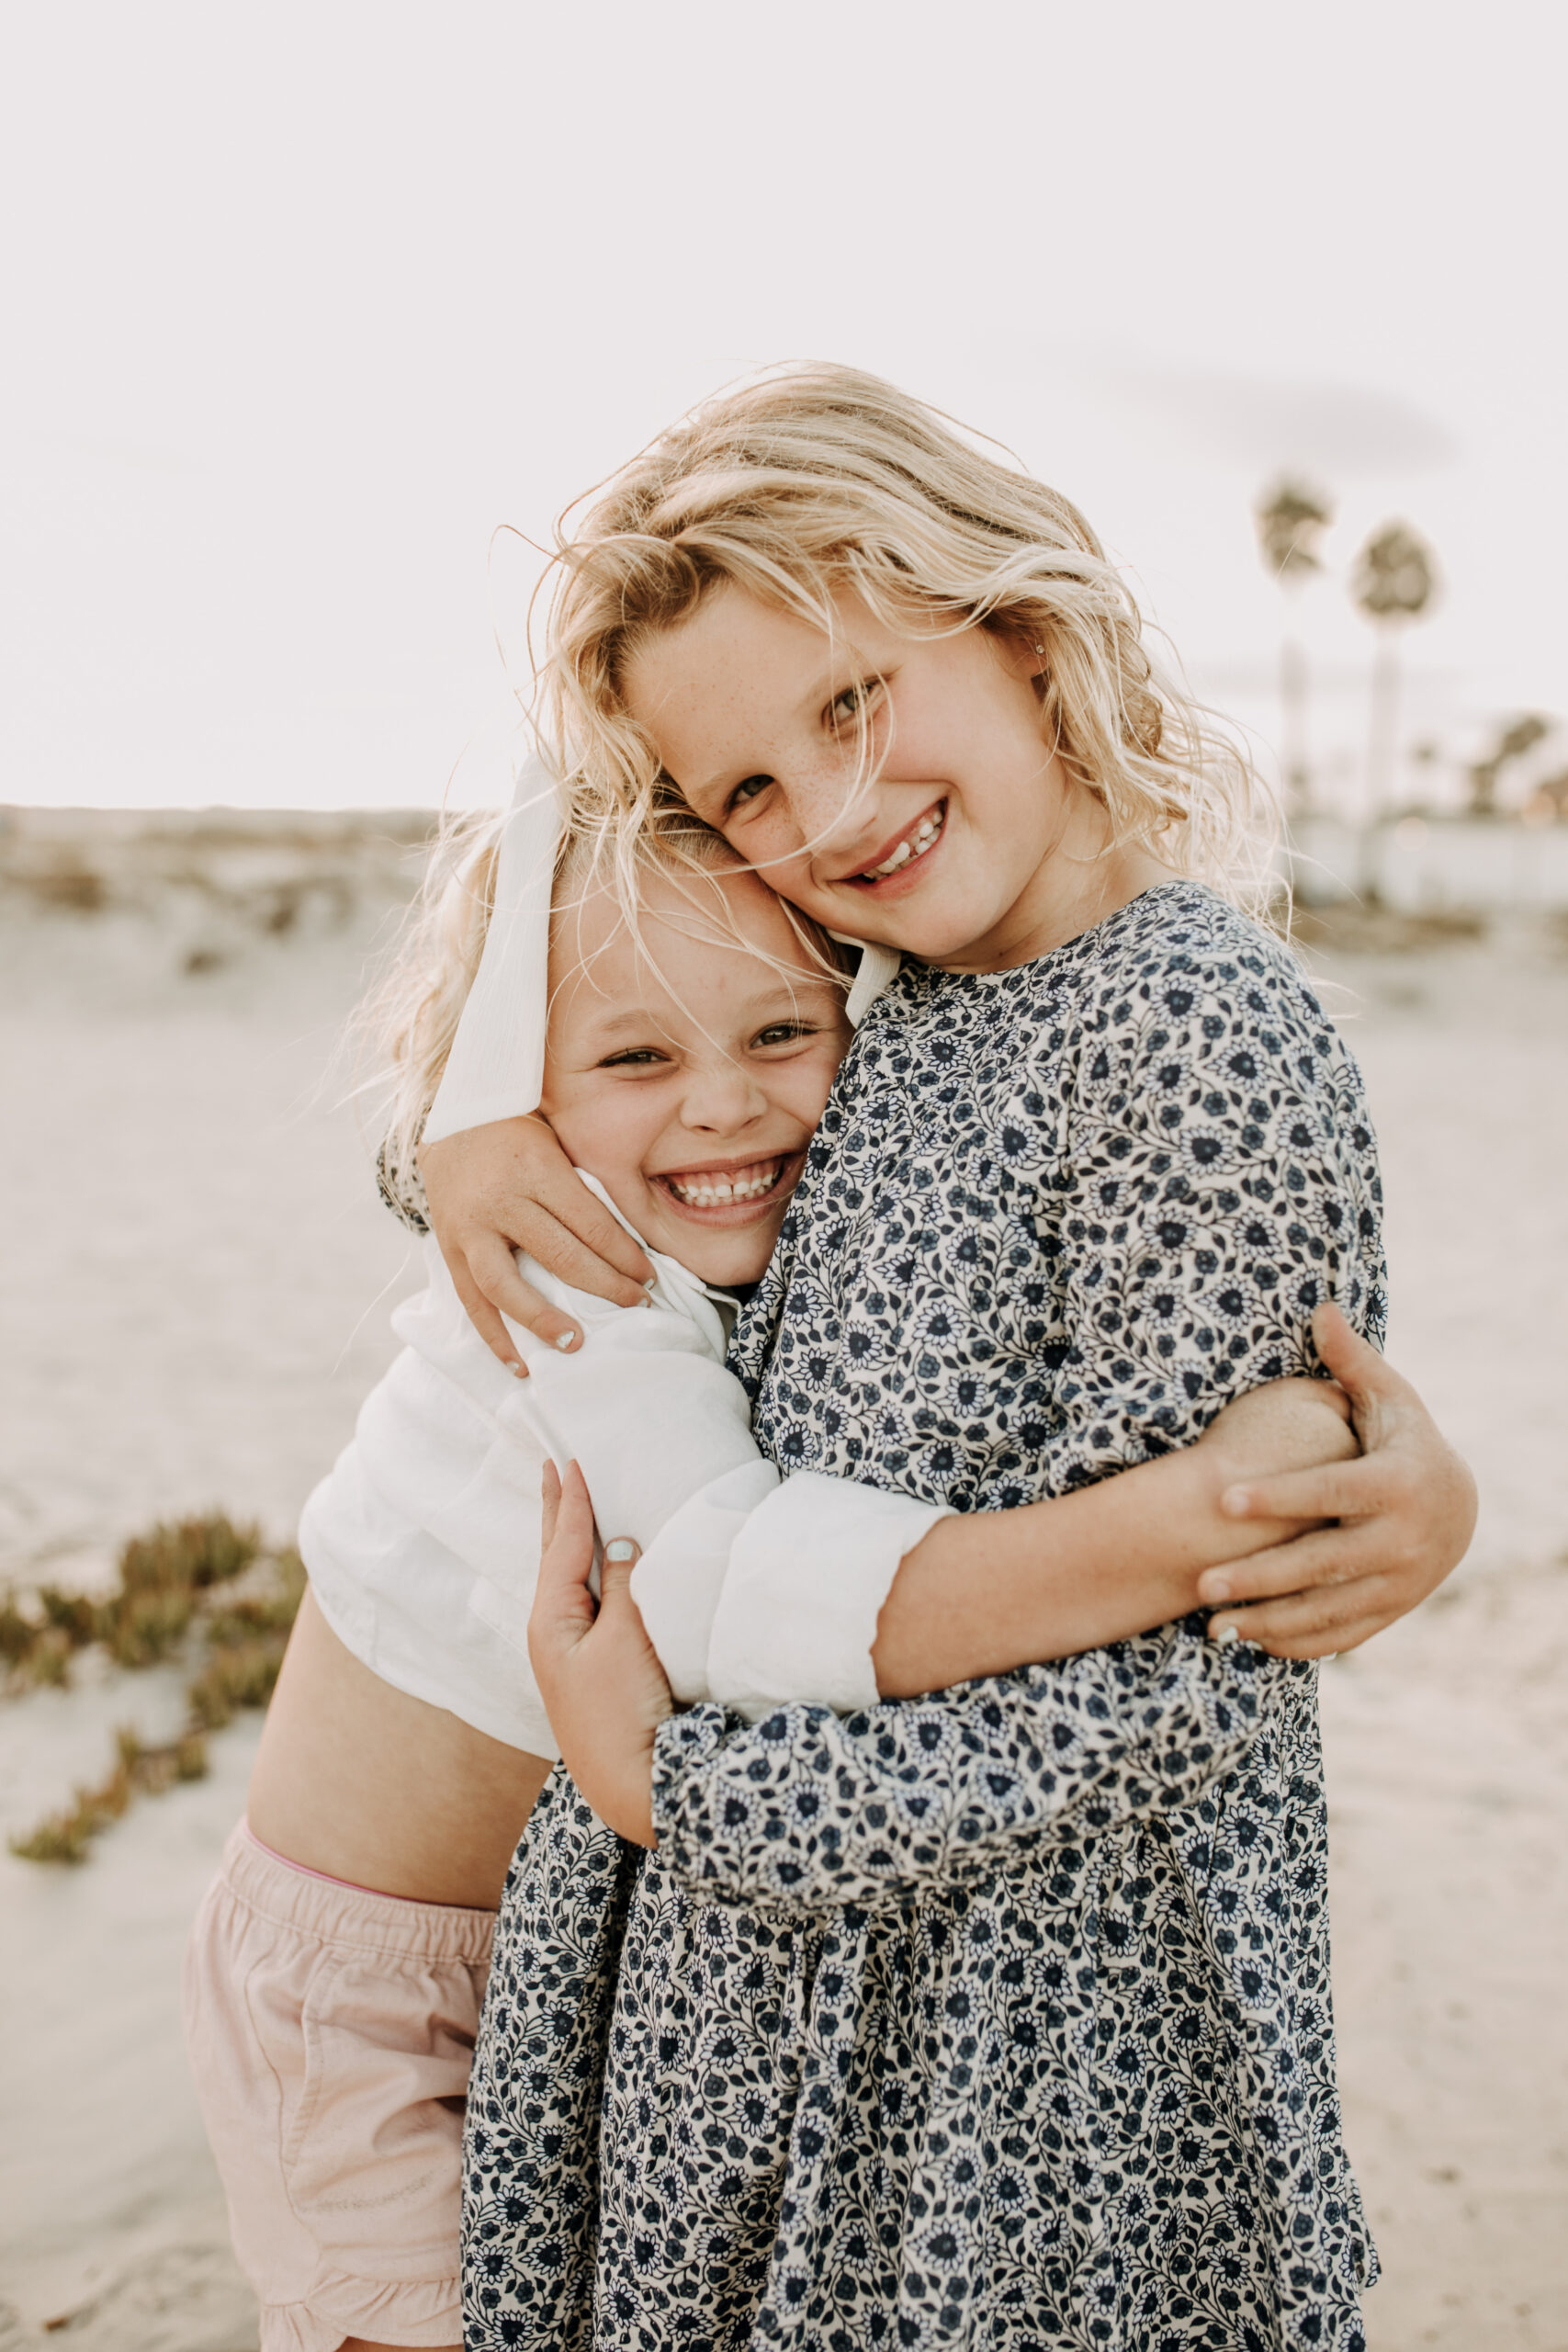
[
  {"xmin": 360, "ymin": 792, "xmax": 853, "ymax": 1211},
  {"xmin": 534, "ymin": 364, "xmax": 1272, "ymax": 910}
]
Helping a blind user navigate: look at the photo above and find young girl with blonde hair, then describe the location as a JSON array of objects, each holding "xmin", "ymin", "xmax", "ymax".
[
  {"xmin": 430, "ymin": 368, "xmax": 1479, "ymax": 2351},
  {"xmin": 186, "ymin": 764, "xmax": 1397, "ymax": 2352}
]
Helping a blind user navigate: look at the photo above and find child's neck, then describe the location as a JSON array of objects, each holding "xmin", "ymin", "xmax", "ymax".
[{"xmin": 941, "ymin": 811, "xmax": 1173, "ymax": 976}]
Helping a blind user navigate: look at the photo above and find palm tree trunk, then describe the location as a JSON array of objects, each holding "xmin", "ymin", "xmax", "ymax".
[
  {"xmin": 1365, "ymin": 624, "xmax": 1402, "ymax": 826},
  {"xmin": 1280, "ymin": 629, "xmax": 1310, "ymax": 816}
]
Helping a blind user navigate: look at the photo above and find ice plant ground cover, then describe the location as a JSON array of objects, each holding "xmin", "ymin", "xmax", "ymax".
[{"xmin": 3, "ymin": 1514, "xmax": 304, "ymax": 1862}]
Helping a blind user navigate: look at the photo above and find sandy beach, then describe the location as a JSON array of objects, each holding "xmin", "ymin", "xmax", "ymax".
[{"xmin": 2, "ymin": 813, "xmax": 1564, "ymax": 2352}]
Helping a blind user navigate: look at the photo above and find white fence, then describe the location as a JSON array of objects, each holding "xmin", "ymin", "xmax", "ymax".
[{"xmin": 1288, "ymin": 814, "xmax": 1568, "ymax": 914}]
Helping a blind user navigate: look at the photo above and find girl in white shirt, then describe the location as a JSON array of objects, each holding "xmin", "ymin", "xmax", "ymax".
[{"xmin": 184, "ymin": 775, "xmax": 1369, "ymax": 2352}]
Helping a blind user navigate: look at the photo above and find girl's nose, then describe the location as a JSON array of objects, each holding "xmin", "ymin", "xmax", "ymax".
[
  {"xmin": 680, "ymin": 1060, "xmax": 769, "ymax": 1133},
  {"xmin": 779, "ymin": 752, "xmax": 883, "ymax": 866}
]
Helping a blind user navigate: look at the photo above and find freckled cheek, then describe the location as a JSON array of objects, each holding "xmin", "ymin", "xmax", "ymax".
[
  {"xmin": 724, "ymin": 816, "xmax": 810, "ymax": 885},
  {"xmin": 562, "ymin": 1106, "xmax": 658, "ymax": 1199}
]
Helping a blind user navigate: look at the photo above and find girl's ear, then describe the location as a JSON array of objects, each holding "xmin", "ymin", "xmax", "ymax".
[{"xmin": 989, "ymin": 621, "xmax": 1049, "ymax": 685}]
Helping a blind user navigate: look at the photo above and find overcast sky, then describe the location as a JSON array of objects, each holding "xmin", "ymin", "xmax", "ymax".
[{"xmin": 3, "ymin": 1, "xmax": 1564, "ymax": 811}]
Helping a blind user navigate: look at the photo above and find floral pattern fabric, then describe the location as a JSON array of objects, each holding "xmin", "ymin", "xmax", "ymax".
[{"xmin": 465, "ymin": 882, "xmax": 1384, "ymax": 2351}]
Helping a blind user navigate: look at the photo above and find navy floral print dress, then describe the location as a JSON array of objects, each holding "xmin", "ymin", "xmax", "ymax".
[{"xmin": 464, "ymin": 882, "xmax": 1384, "ymax": 2352}]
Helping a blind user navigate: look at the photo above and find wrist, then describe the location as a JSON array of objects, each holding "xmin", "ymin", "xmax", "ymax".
[{"xmin": 575, "ymin": 1743, "xmax": 658, "ymax": 1848}]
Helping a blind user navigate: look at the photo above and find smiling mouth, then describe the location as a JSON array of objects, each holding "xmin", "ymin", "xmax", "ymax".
[
  {"xmin": 847, "ymin": 800, "xmax": 946, "ymax": 887},
  {"xmin": 653, "ymin": 1154, "xmax": 794, "ymax": 1213}
]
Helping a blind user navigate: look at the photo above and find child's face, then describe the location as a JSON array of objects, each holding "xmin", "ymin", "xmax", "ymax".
[
  {"xmin": 622, "ymin": 586, "xmax": 1083, "ymax": 974},
  {"xmin": 538, "ymin": 865, "xmax": 851, "ymax": 1288}
]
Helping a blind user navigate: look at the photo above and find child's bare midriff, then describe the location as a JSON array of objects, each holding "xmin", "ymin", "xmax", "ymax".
[{"xmin": 247, "ymin": 1588, "xmax": 550, "ymax": 1910}]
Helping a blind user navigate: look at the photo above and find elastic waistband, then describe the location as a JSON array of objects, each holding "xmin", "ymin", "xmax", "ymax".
[
  {"xmin": 246, "ymin": 1825, "xmax": 395, "ymax": 1897},
  {"xmin": 215, "ymin": 1820, "xmax": 496, "ymax": 1966}
]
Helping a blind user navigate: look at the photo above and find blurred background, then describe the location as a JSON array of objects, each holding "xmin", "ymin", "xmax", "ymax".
[{"xmin": 3, "ymin": 6, "xmax": 1565, "ymax": 2349}]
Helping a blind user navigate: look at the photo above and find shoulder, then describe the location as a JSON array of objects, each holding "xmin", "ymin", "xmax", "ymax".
[
  {"xmin": 1077, "ymin": 882, "xmax": 1316, "ymax": 1020},
  {"xmin": 1061, "ymin": 883, "xmax": 1349, "ymax": 1088},
  {"xmin": 1052, "ymin": 888, "xmax": 1381, "ymax": 1233}
]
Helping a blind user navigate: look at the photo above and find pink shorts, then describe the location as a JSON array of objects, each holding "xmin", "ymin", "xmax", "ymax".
[{"xmin": 182, "ymin": 1821, "xmax": 494, "ymax": 2352}]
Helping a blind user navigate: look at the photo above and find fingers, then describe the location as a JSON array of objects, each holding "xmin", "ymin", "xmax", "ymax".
[
  {"xmin": 533, "ymin": 1461, "xmax": 599, "ymax": 1619},
  {"xmin": 466, "ymin": 1233, "xmax": 585, "ymax": 1356},
  {"xmin": 435, "ymin": 1240, "xmax": 526, "ymax": 1374},
  {"xmin": 460, "ymin": 1283, "xmax": 532, "ymax": 1375},
  {"xmin": 1218, "ymin": 1452, "xmax": 1413, "ymax": 1528},
  {"xmin": 420, "ymin": 1115, "xmax": 653, "ymax": 1298},
  {"xmin": 502, "ymin": 1205, "xmax": 652, "ymax": 1311},
  {"xmin": 527, "ymin": 1174, "xmax": 655, "ymax": 1292},
  {"xmin": 1208, "ymin": 1575, "xmax": 1398, "ymax": 1659},
  {"xmin": 1311, "ymin": 1301, "xmax": 1408, "ymax": 1410},
  {"xmin": 1200, "ymin": 1523, "xmax": 1379, "ymax": 1606},
  {"xmin": 598, "ymin": 1536, "xmax": 642, "ymax": 1610}
]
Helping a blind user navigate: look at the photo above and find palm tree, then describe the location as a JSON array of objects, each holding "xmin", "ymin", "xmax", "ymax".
[
  {"xmin": 1466, "ymin": 713, "xmax": 1552, "ymax": 819},
  {"xmin": 1351, "ymin": 521, "xmax": 1439, "ymax": 821},
  {"xmin": 1255, "ymin": 478, "xmax": 1334, "ymax": 815}
]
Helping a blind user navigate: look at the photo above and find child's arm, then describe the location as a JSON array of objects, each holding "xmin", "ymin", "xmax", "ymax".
[
  {"xmin": 420, "ymin": 1117, "xmax": 651, "ymax": 1367},
  {"xmin": 420, "ymin": 1115, "xmax": 1474, "ymax": 1664},
  {"xmin": 868, "ymin": 1303, "xmax": 1477, "ymax": 1688},
  {"xmin": 504, "ymin": 1285, "xmax": 1450, "ymax": 1707},
  {"xmin": 610, "ymin": 1360, "xmax": 1351, "ymax": 1715},
  {"xmin": 868, "ymin": 1363, "xmax": 1355, "ymax": 1694},
  {"xmin": 528, "ymin": 1462, "xmax": 1268, "ymax": 1867},
  {"xmin": 499, "ymin": 1280, "xmax": 1348, "ymax": 1713}
]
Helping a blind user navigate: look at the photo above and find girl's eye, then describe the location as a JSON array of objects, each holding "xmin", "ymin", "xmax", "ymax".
[
  {"xmin": 828, "ymin": 677, "xmax": 882, "ymax": 731},
  {"xmin": 726, "ymin": 775, "xmax": 773, "ymax": 816},
  {"xmin": 752, "ymin": 1022, "xmax": 816, "ymax": 1048},
  {"xmin": 598, "ymin": 1048, "xmax": 669, "ymax": 1069}
]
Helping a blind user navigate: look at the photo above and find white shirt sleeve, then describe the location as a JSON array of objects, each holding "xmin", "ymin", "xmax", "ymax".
[
  {"xmin": 492, "ymin": 1258, "xmax": 951, "ymax": 1722},
  {"xmin": 627, "ymin": 1467, "xmax": 952, "ymax": 1720},
  {"xmin": 422, "ymin": 753, "xmax": 561, "ymax": 1144},
  {"xmin": 494, "ymin": 1283, "xmax": 762, "ymax": 1706}
]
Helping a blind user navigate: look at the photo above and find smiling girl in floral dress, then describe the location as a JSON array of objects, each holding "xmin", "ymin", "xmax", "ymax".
[{"xmin": 437, "ymin": 368, "xmax": 1479, "ymax": 2351}]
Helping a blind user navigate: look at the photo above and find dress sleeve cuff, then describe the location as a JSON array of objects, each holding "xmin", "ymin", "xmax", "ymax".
[{"xmin": 706, "ymin": 1474, "xmax": 954, "ymax": 1719}]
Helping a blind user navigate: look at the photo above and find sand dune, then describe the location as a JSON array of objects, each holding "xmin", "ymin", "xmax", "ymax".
[{"xmin": 2, "ymin": 815, "xmax": 1564, "ymax": 2351}]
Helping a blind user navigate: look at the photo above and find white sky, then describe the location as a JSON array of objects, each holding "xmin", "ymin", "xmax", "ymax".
[{"xmin": 2, "ymin": 0, "xmax": 1564, "ymax": 811}]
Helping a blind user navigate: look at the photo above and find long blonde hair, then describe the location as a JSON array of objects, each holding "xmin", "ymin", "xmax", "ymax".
[{"xmin": 536, "ymin": 364, "xmax": 1271, "ymax": 907}]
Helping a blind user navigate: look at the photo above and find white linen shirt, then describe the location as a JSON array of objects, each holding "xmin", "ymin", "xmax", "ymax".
[{"xmin": 299, "ymin": 1181, "xmax": 948, "ymax": 1757}]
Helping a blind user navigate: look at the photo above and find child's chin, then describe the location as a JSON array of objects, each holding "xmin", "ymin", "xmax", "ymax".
[
  {"xmin": 649, "ymin": 1206, "xmax": 785, "ymax": 1287},
  {"xmin": 680, "ymin": 1241, "xmax": 779, "ymax": 1289}
]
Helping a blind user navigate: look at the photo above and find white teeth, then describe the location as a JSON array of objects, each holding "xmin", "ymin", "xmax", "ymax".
[
  {"xmin": 861, "ymin": 806, "xmax": 944, "ymax": 881},
  {"xmin": 668, "ymin": 1161, "xmax": 784, "ymax": 1207}
]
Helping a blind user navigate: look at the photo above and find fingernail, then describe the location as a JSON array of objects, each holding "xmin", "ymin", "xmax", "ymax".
[
  {"xmin": 508, "ymin": 1361, "xmax": 527, "ymax": 1380},
  {"xmin": 1213, "ymin": 1623, "xmax": 1240, "ymax": 1647},
  {"xmin": 554, "ymin": 1331, "xmax": 578, "ymax": 1352},
  {"xmin": 604, "ymin": 1539, "xmax": 637, "ymax": 1564},
  {"xmin": 1205, "ymin": 1576, "xmax": 1232, "ymax": 1603},
  {"xmin": 1221, "ymin": 1487, "xmax": 1249, "ymax": 1518}
]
